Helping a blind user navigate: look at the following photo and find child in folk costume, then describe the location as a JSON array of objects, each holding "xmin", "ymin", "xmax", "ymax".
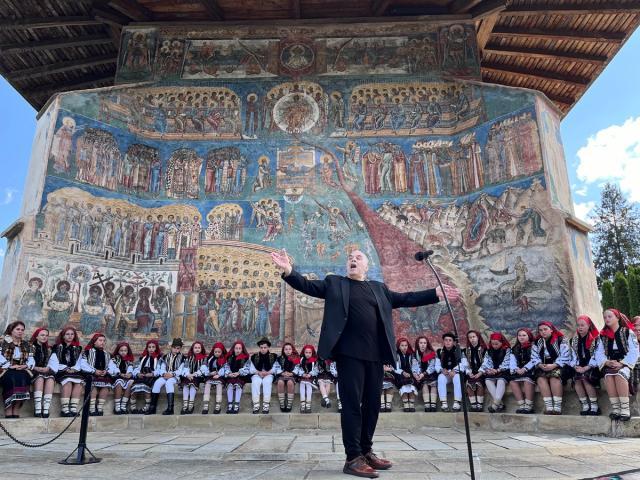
[
  {"xmin": 631, "ymin": 316, "xmax": 640, "ymax": 392},
  {"xmin": 276, "ymin": 342, "xmax": 299, "ymax": 412},
  {"xmin": 479, "ymin": 332, "xmax": 511, "ymax": 413},
  {"xmin": 179, "ymin": 341, "xmax": 208, "ymax": 414},
  {"xmin": 463, "ymin": 330, "xmax": 487, "ymax": 412},
  {"xmin": 0, "ymin": 321, "xmax": 34, "ymax": 419},
  {"xmin": 222, "ymin": 340, "xmax": 251, "ymax": 414},
  {"xmin": 394, "ymin": 337, "xmax": 417, "ymax": 412},
  {"xmin": 294, "ymin": 344, "xmax": 318, "ymax": 413},
  {"xmin": 332, "ymin": 361, "xmax": 342, "ymax": 412},
  {"xmin": 131, "ymin": 339, "xmax": 162, "ymax": 414},
  {"xmin": 152, "ymin": 337, "xmax": 184, "ymax": 415},
  {"xmin": 30, "ymin": 328, "xmax": 56, "ymax": 418},
  {"xmin": 595, "ymin": 309, "xmax": 640, "ymax": 421},
  {"xmin": 248, "ymin": 337, "xmax": 281, "ymax": 414},
  {"xmin": 569, "ymin": 315, "xmax": 602, "ymax": 416},
  {"xmin": 411, "ymin": 336, "xmax": 438, "ymax": 412},
  {"xmin": 80, "ymin": 333, "xmax": 117, "ymax": 416},
  {"xmin": 509, "ymin": 328, "xmax": 537, "ymax": 414},
  {"xmin": 532, "ymin": 321, "xmax": 571, "ymax": 415},
  {"xmin": 110, "ymin": 342, "xmax": 134, "ymax": 415},
  {"xmin": 436, "ymin": 332, "xmax": 467, "ymax": 412},
  {"xmin": 381, "ymin": 363, "xmax": 396, "ymax": 412},
  {"xmin": 203, "ymin": 341, "xmax": 227, "ymax": 414},
  {"xmin": 51, "ymin": 326, "xmax": 84, "ymax": 417},
  {"xmin": 317, "ymin": 357, "xmax": 337, "ymax": 409}
]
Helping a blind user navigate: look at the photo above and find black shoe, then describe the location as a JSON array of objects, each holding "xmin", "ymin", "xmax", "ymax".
[
  {"xmin": 214, "ymin": 403, "xmax": 221, "ymax": 414},
  {"xmin": 580, "ymin": 409, "xmax": 590, "ymax": 416},
  {"xmin": 89, "ymin": 410, "xmax": 99, "ymax": 417},
  {"xmin": 610, "ymin": 412, "xmax": 621, "ymax": 420},
  {"xmin": 226, "ymin": 404, "xmax": 233, "ymax": 414},
  {"xmin": 202, "ymin": 408, "xmax": 209, "ymax": 414},
  {"xmin": 97, "ymin": 411, "xmax": 104, "ymax": 416},
  {"xmin": 42, "ymin": 412, "xmax": 50, "ymax": 419},
  {"xmin": 620, "ymin": 414, "xmax": 631, "ymax": 422},
  {"xmin": 162, "ymin": 393, "xmax": 175, "ymax": 415}
]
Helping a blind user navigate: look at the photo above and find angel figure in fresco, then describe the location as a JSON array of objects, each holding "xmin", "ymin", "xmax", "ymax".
[
  {"xmin": 313, "ymin": 199, "xmax": 351, "ymax": 241},
  {"xmin": 50, "ymin": 117, "xmax": 75, "ymax": 173}
]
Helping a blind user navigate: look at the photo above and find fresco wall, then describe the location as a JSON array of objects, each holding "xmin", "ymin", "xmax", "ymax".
[{"xmin": 0, "ymin": 20, "xmax": 601, "ymax": 352}]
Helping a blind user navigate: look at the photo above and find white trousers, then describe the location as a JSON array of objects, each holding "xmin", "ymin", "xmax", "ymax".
[
  {"xmin": 152, "ymin": 377, "xmax": 178, "ymax": 394},
  {"xmin": 251, "ymin": 374, "xmax": 274, "ymax": 403},
  {"xmin": 437, "ymin": 373, "xmax": 462, "ymax": 401}
]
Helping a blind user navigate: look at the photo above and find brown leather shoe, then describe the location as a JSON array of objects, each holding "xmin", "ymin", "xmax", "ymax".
[
  {"xmin": 364, "ymin": 451, "xmax": 392, "ymax": 470},
  {"xmin": 343, "ymin": 456, "xmax": 379, "ymax": 478}
]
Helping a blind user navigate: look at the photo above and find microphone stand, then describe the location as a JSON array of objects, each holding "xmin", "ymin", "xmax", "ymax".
[{"xmin": 420, "ymin": 254, "xmax": 476, "ymax": 480}]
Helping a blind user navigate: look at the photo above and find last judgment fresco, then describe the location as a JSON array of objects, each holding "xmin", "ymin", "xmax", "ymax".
[{"xmin": 0, "ymin": 20, "xmax": 601, "ymax": 351}]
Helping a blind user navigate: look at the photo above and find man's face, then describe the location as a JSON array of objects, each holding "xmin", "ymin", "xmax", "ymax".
[{"xmin": 346, "ymin": 250, "xmax": 369, "ymax": 279}]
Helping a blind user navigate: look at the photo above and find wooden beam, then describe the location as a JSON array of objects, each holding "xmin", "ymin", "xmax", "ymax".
[
  {"xmin": 449, "ymin": 0, "xmax": 483, "ymax": 14},
  {"xmin": 483, "ymin": 44, "xmax": 608, "ymax": 64},
  {"xmin": 92, "ymin": 7, "xmax": 130, "ymax": 28},
  {"xmin": 492, "ymin": 26, "xmax": 626, "ymax": 43},
  {"xmin": 481, "ymin": 62, "xmax": 590, "ymax": 88},
  {"xmin": 8, "ymin": 55, "xmax": 117, "ymax": 81},
  {"xmin": 481, "ymin": 72, "xmax": 575, "ymax": 107},
  {"xmin": 0, "ymin": 16, "xmax": 103, "ymax": 30},
  {"xmin": 0, "ymin": 35, "xmax": 114, "ymax": 55},
  {"xmin": 476, "ymin": 13, "xmax": 500, "ymax": 51},
  {"xmin": 503, "ymin": 2, "xmax": 640, "ymax": 16},
  {"xmin": 291, "ymin": 0, "xmax": 301, "ymax": 19},
  {"xmin": 470, "ymin": 0, "xmax": 506, "ymax": 20},
  {"xmin": 107, "ymin": 0, "xmax": 152, "ymax": 21},
  {"xmin": 200, "ymin": 0, "xmax": 225, "ymax": 20},
  {"xmin": 28, "ymin": 73, "xmax": 115, "ymax": 100},
  {"xmin": 372, "ymin": 0, "xmax": 393, "ymax": 16}
]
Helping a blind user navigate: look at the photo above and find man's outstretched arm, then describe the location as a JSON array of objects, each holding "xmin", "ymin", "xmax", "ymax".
[{"xmin": 271, "ymin": 249, "xmax": 328, "ymax": 299}]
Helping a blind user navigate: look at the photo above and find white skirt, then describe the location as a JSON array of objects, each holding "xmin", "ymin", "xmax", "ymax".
[{"xmin": 113, "ymin": 378, "xmax": 134, "ymax": 390}]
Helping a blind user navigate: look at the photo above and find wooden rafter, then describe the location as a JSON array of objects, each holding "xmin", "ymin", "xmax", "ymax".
[
  {"xmin": 200, "ymin": 0, "xmax": 225, "ymax": 21},
  {"xmin": 477, "ymin": 14, "xmax": 500, "ymax": 51},
  {"xmin": 291, "ymin": 0, "xmax": 301, "ymax": 19},
  {"xmin": 0, "ymin": 35, "xmax": 114, "ymax": 55},
  {"xmin": 481, "ymin": 62, "xmax": 590, "ymax": 88},
  {"xmin": 483, "ymin": 44, "xmax": 607, "ymax": 64},
  {"xmin": 92, "ymin": 7, "xmax": 130, "ymax": 29},
  {"xmin": 0, "ymin": 16, "xmax": 103, "ymax": 30},
  {"xmin": 449, "ymin": 0, "xmax": 484, "ymax": 13},
  {"xmin": 28, "ymin": 73, "xmax": 115, "ymax": 100},
  {"xmin": 106, "ymin": 0, "xmax": 152, "ymax": 22},
  {"xmin": 492, "ymin": 26, "xmax": 626, "ymax": 43},
  {"xmin": 503, "ymin": 2, "xmax": 640, "ymax": 16},
  {"xmin": 8, "ymin": 55, "xmax": 117, "ymax": 81},
  {"xmin": 372, "ymin": 0, "xmax": 392, "ymax": 16},
  {"xmin": 482, "ymin": 72, "xmax": 575, "ymax": 107},
  {"xmin": 469, "ymin": 0, "xmax": 506, "ymax": 20}
]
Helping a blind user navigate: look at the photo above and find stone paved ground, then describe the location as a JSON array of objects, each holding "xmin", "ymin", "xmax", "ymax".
[{"xmin": 2, "ymin": 426, "xmax": 640, "ymax": 479}]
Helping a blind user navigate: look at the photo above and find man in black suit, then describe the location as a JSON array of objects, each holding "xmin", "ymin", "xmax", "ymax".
[{"xmin": 271, "ymin": 249, "xmax": 459, "ymax": 478}]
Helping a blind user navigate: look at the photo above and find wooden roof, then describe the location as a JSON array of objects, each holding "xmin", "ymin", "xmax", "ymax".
[{"xmin": 1, "ymin": 0, "xmax": 639, "ymax": 114}]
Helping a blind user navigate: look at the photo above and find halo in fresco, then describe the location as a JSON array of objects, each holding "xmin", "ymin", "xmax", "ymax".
[{"xmin": 273, "ymin": 92, "xmax": 320, "ymax": 134}]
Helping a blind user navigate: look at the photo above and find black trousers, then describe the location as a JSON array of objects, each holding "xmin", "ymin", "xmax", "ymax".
[{"xmin": 335, "ymin": 355, "xmax": 383, "ymax": 460}]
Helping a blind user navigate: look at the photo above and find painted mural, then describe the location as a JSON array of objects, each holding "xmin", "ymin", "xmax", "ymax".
[{"xmin": 0, "ymin": 20, "xmax": 599, "ymax": 352}]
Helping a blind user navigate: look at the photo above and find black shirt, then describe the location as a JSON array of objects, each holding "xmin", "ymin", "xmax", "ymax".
[{"xmin": 333, "ymin": 278, "xmax": 385, "ymax": 362}]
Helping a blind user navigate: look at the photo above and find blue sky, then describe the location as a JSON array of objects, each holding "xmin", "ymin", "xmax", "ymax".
[{"xmin": 0, "ymin": 29, "xmax": 639, "ymax": 270}]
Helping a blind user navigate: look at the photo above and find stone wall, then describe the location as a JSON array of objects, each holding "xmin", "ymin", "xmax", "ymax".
[{"xmin": 0, "ymin": 19, "xmax": 601, "ymax": 352}]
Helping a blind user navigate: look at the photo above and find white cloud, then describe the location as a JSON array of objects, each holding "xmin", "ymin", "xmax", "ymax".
[
  {"xmin": 0, "ymin": 248, "xmax": 5, "ymax": 257},
  {"xmin": 576, "ymin": 117, "xmax": 640, "ymax": 203},
  {"xmin": 574, "ymin": 186, "xmax": 588, "ymax": 197},
  {"xmin": 574, "ymin": 201, "xmax": 596, "ymax": 223},
  {"xmin": 0, "ymin": 188, "xmax": 17, "ymax": 206}
]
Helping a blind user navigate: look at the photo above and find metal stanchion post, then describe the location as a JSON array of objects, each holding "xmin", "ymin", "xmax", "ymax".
[{"xmin": 59, "ymin": 374, "xmax": 101, "ymax": 465}]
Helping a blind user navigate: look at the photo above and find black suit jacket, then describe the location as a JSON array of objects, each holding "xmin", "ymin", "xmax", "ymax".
[{"xmin": 282, "ymin": 269, "xmax": 440, "ymax": 364}]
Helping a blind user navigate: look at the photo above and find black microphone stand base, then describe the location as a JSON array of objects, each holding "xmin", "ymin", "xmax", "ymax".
[{"xmin": 59, "ymin": 445, "xmax": 101, "ymax": 465}]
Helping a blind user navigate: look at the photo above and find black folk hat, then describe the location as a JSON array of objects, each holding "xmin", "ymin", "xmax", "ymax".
[
  {"xmin": 171, "ymin": 338, "xmax": 184, "ymax": 348},
  {"xmin": 256, "ymin": 337, "xmax": 271, "ymax": 347}
]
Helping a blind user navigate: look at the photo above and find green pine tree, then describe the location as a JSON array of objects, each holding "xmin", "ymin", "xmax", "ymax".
[
  {"xmin": 614, "ymin": 272, "xmax": 631, "ymax": 317},
  {"xmin": 601, "ymin": 280, "xmax": 615, "ymax": 311},
  {"xmin": 629, "ymin": 270, "xmax": 640, "ymax": 317}
]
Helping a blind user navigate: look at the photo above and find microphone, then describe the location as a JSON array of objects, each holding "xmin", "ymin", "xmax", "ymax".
[{"xmin": 414, "ymin": 250, "xmax": 434, "ymax": 261}]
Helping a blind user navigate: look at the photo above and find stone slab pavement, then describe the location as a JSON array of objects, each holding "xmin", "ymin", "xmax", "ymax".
[{"xmin": 2, "ymin": 426, "xmax": 640, "ymax": 479}]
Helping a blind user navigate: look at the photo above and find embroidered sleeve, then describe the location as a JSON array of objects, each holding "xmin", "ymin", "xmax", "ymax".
[
  {"xmin": 622, "ymin": 331, "xmax": 640, "ymax": 369},
  {"xmin": 479, "ymin": 351, "xmax": 492, "ymax": 373},
  {"xmin": 556, "ymin": 340, "xmax": 571, "ymax": 368}
]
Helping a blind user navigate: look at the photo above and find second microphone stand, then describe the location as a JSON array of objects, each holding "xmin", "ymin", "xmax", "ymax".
[{"xmin": 420, "ymin": 254, "xmax": 476, "ymax": 480}]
